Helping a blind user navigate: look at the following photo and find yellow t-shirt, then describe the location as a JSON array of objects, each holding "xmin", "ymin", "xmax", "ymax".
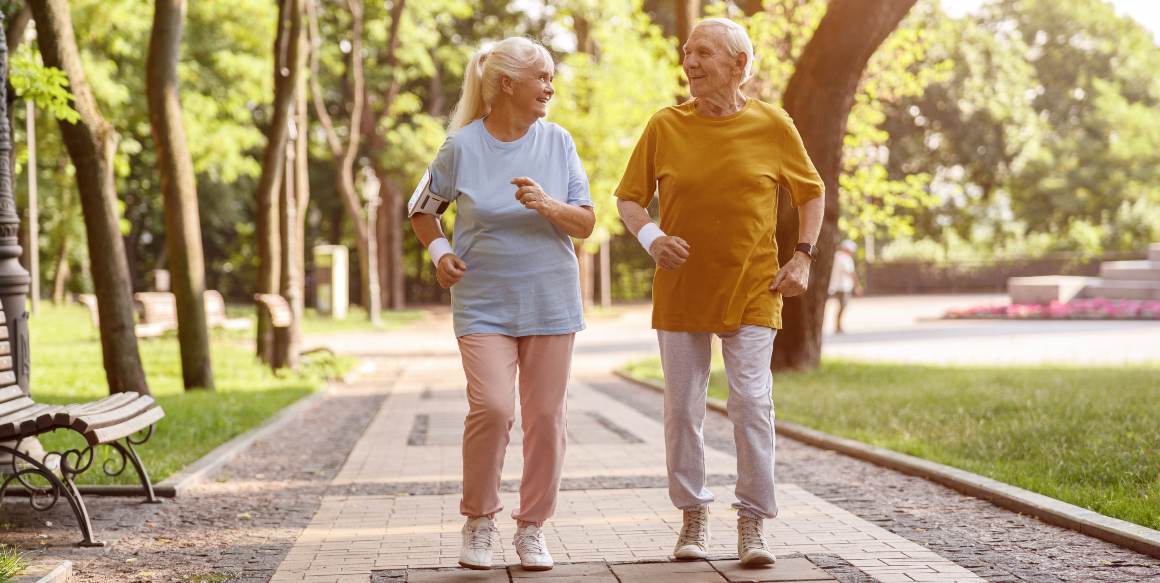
[{"xmin": 615, "ymin": 99, "xmax": 824, "ymax": 332}]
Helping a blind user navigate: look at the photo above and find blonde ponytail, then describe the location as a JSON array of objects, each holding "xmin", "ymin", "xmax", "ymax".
[{"xmin": 447, "ymin": 37, "xmax": 553, "ymax": 133}]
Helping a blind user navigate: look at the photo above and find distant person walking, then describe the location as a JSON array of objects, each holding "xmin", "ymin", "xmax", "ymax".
[
  {"xmin": 615, "ymin": 18, "xmax": 824, "ymax": 567},
  {"xmin": 829, "ymin": 239, "xmax": 861, "ymax": 334},
  {"xmin": 407, "ymin": 36, "xmax": 594, "ymax": 573}
]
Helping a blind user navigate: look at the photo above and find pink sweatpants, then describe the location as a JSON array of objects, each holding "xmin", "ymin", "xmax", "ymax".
[{"xmin": 457, "ymin": 333, "xmax": 575, "ymax": 526}]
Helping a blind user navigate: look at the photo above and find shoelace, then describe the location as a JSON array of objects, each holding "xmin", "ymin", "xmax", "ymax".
[
  {"xmin": 515, "ymin": 528, "xmax": 547, "ymax": 554},
  {"xmin": 468, "ymin": 523, "xmax": 495, "ymax": 551},
  {"xmin": 739, "ymin": 519, "xmax": 766, "ymax": 550},
  {"xmin": 679, "ymin": 511, "xmax": 708, "ymax": 546}
]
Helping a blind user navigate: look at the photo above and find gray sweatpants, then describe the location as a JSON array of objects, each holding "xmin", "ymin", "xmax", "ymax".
[{"xmin": 657, "ymin": 325, "xmax": 777, "ymax": 519}]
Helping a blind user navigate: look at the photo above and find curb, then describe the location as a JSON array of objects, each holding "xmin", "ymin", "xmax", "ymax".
[
  {"xmin": 156, "ymin": 385, "xmax": 333, "ymax": 495},
  {"xmin": 12, "ymin": 560, "xmax": 72, "ymax": 583},
  {"xmin": 612, "ymin": 369, "xmax": 1160, "ymax": 560}
]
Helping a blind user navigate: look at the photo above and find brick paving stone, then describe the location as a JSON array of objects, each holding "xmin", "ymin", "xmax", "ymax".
[
  {"xmin": 711, "ymin": 557, "xmax": 836, "ymax": 582},
  {"xmin": 609, "ymin": 560, "xmax": 727, "ymax": 583}
]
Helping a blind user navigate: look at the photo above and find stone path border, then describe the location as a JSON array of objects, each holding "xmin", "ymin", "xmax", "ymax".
[
  {"xmin": 11, "ymin": 560, "xmax": 72, "ymax": 583},
  {"xmin": 614, "ymin": 370, "xmax": 1160, "ymax": 560}
]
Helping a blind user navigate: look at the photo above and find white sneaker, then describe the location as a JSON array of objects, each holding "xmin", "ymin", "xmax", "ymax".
[
  {"xmin": 513, "ymin": 524, "xmax": 554, "ymax": 571},
  {"xmin": 737, "ymin": 515, "xmax": 776, "ymax": 566},
  {"xmin": 673, "ymin": 506, "xmax": 710, "ymax": 560},
  {"xmin": 459, "ymin": 516, "xmax": 497, "ymax": 570}
]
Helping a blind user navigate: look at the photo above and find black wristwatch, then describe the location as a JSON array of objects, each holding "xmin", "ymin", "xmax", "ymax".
[{"xmin": 794, "ymin": 242, "xmax": 817, "ymax": 260}]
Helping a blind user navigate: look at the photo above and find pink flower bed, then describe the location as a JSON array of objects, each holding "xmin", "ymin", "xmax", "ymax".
[{"xmin": 944, "ymin": 298, "xmax": 1160, "ymax": 320}]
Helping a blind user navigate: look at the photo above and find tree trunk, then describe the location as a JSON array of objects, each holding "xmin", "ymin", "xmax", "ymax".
[
  {"xmin": 740, "ymin": 0, "xmax": 763, "ymax": 17},
  {"xmin": 281, "ymin": 57, "xmax": 308, "ymax": 365},
  {"xmin": 674, "ymin": 0, "xmax": 700, "ymax": 63},
  {"xmin": 29, "ymin": 0, "xmax": 150, "ymax": 394},
  {"xmin": 772, "ymin": 0, "xmax": 916, "ymax": 371},
  {"xmin": 307, "ymin": 0, "xmax": 373, "ymax": 318},
  {"xmin": 254, "ymin": 0, "xmax": 304, "ymax": 362},
  {"xmin": 146, "ymin": 0, "xmax": 214, "ymax": 390},
  {"xmin": 51, "ymin": 234, "xmax": 69, "ymax": 304},
  {"xmin": 379, "ymin": 176, "xmax": 404, "ymax": 309}
]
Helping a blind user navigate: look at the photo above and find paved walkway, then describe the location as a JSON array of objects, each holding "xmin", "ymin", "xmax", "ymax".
[{"xmin": 273, "ymin": 310, "xmax": 987, "ymax": 583}]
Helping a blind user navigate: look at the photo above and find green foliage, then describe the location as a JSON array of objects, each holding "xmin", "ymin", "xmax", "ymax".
[
  {"xmin": 9, "ymin": 51, "xmax": 79, "ymax": 123},
  {"xmin": 549, "ymin": 0, "xmax": 684, "ymax": 252},
  {"xmin": 0, "ymin": 544, "xmax": 24, "ymax": 583}
]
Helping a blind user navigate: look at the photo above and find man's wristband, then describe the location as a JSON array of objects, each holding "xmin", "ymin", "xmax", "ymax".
[
  {"xmin": 636, "ymin": 223, "xmax": 666, "ymax": 254},
  {"xmin": 428, "ymin": 238, "xmax": 452, "ymax": 266}
]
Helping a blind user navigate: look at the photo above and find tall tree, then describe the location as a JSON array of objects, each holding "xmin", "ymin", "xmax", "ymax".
[
  {"xmin": 254, "ymin": 0, "xmax": 304, "ymax": 363},
  {"xmin": 146, "ymin": 0, "xmax": 214, "ymax": 390},
  {"xmin": 772, "ymin": 0, "xmax": 917, "ymax": 371},
  {"xmin": 28, "ymin": 0, "xmax": 150, "ymax": 393},
  {"xmin": 674, "ymin": 0, "xmax": 700, "ymax": 62},
  {"xmin": 307, "ymin": 0, "xmax": 376, "ymax": 319}
]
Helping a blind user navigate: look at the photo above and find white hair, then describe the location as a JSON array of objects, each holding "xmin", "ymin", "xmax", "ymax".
[
  {"xmin": 692, "ymin": 17, "xmax": 756, "ymax": 84},
  {"xmin": 448, "ymin": 37, "xmax": 553, "ymax": 132}
]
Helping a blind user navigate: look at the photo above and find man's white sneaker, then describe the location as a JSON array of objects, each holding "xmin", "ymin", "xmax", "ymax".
[
  {"xmin": 459, "ymin": 516, "xmax": 497, "ymax": 570},
  {"xmin": 513, "ymin": 524, "xmax": 554, "ymax": 571},
  {"xmin": 737, "ymin": 515, "xmax": 776, "ymax": 566},
  {"xmin": 673, "ymin": 506, "xmax": 710, "ymax": 560}
]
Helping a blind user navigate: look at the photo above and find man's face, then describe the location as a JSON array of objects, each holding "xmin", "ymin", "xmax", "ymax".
[{"xmin": 683, "ymin": 26, "xmax": 743, "ymax": 98}]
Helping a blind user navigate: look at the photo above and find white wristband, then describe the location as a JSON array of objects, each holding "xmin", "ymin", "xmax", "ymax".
[
  {"xmin": 635, "ymin": 223, "xmax": 666, "ymax": 255},
  {"xmin": 427, "ymin": 237, "xmax": 453, "ymax": 266}
]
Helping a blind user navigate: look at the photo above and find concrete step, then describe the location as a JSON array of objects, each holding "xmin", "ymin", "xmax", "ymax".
[
  {"xmin": 1150, "ymin": 242, "xmax": 1160, "ymax": 262},
  {"xmin": 1099, "ymin": 260, "xmax": 1160, "ymax": 281},
  {"xmin": 1007, "ymin": 275, "xmax": 1090, "ymax": 304},
  {"xmin": 1078, "ymin": 279, "xmax": 1160, "ymax": 301}
]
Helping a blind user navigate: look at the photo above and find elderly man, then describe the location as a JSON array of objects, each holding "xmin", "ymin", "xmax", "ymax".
[{"xmin": 615, "ymin": 18, "xmax": 825, "ymax": 566}]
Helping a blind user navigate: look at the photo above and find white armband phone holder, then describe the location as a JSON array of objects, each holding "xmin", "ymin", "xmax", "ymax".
[{"xmin": 407, "ymin": 169, "xmax": 451, "ymax": 217}]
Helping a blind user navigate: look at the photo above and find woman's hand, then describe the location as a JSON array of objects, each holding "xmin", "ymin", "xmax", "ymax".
[
  {"xmin": 436, "ymin": 254, "xmax": 467, "ymax": 288},
  {"xmin": 512, "ymin": 177, "xmax": 559, "ymax": 218}
]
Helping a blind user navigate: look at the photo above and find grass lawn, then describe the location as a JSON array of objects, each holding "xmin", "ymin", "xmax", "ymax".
[
  {"xmin": 0, "ymin": 544, "xmax": 23, "ymax": 583},
  {"xmin": 225, "ymin": 304, "xmax": 426, "ymax": 336},
  {"xmin": 23, "ymin": 304, "xmax": 386, "ymax": 486},
  {"xmin": 621, "ymin": 357, "xmax": 1160, "ymax": 530}
]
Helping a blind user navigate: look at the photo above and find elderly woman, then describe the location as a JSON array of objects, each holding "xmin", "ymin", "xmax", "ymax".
[
  {"xmin": 615, "ymin": 18, "xmax": 825, "ymax": 566},
  {"xmin": 408, "ymin": 37, "xmax": 594, "ymax": 572}
]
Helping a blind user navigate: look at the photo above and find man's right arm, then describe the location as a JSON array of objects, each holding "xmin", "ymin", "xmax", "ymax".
[{"xmin": 616, "ymin": 198, "xmax": 690, "ymax": 270}]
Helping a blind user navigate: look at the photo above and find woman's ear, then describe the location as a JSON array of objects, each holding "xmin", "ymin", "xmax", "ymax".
[{"xmin": 500, "ymin": 74, "xmax": 514, "ymax": 95}]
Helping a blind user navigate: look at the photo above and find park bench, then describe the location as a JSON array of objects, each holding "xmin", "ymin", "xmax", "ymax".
[
  {"xmin": 0, "ymin": 304, "xmax": 165, "ymax": 547},
  {"xmin": 254, "ymin": 293, "xmax": 294, "ymax": 370},
  {"xmin": 77, "ymin": 290, "xmax": 252, "ymax": 339}
]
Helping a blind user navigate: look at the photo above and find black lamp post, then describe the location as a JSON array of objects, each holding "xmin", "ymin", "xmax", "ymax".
[{"xmin": 0, "ymin": 14, "xmax": 33, "ymax": 394}]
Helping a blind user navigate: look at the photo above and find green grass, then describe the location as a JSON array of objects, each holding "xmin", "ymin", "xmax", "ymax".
[
  {"xmin": 25, "ymin": 304, "xmax": 362, "ymax": 486},
  {"xmin": 0, "ymin": 544, "xmax": 24, "ymax": 583},
  {"xmin": 621, "ymin": 357, "xmax": 1160, "ymax": 530},
  {"xmin": 224, "ymin": 304, "xmax": 426, "ymax": 336}
]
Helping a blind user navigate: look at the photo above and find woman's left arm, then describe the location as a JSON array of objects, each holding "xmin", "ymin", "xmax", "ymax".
[{"xmin": 512, "ymin": 177, "xmax": 596, "ymax": 238}]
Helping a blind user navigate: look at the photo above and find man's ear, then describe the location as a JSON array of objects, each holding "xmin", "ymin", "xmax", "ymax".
[{"xmin": 736, "ymin": 52, "xmax": 748, "ymax": 80}]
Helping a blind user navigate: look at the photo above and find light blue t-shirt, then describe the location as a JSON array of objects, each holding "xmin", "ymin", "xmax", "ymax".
[{"xmin": 423, "ymin": 118, "xmax": 592, "ymax": 338}]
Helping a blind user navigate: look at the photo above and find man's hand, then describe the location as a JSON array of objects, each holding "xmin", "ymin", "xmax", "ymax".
[
  {"xmin": 649, "ymin": 236, "xmax": 691, "ymax": 271},
  {"xmin": 436, "ymin": 254, "xmax": 466, "ymax": 289},
  {"xmin": 512, "ymin": 177, "xmax": 558, "ymax": 218},
  {"xmin": 770, "ymin": 253, "xmax": 811, "ymax": 297}
]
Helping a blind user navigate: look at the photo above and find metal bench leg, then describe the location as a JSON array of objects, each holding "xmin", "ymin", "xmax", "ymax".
[
  {"xmin": 0, "ymin": 442, "xmax": 105, "ymax": 547},
  {"xmin": 105, "ymin": 438, "xmax": 159, "ymax": 504}
]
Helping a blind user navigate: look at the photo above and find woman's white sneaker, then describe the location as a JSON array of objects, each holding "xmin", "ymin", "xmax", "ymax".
[
  {"xmin": 737, "ymin": 515, "xmax": 776, "ymax": 566},
  {"xmin": 459, "ymin": 516, "xmax": 497, "ymax": 570},
  {"xmin": 673, "ymin": 506, "xmax": 710, "ymax": 560},
  {"xmin": 513, "ymin": 524, "xmax": 554, "ymax": 571}
]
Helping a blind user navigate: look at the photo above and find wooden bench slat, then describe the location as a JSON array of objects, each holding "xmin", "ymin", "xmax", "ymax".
[
  {"xmin": 0, "ymin": 355, "xmax": 13, "ymax": 372},
  {"xmin": 69, "ymin": 396, "xmax": 157, "ymax": 434},
  {"xmin": 0, "ymin": 395, "xmax": 35, "ymax": 417},
  {"xmin": 0, "ymin": 385, "xmax": 24, "ymax": 404},
  {"xmin": 0, "ymin": 341, "xmax": 10, "ymax": 356},
  {"xmin": 0, "ymin": 371, "xmax": 15, "ymax": 386},
  {"xmin": 88, "ymin": 405, "xmax": 165, "ymax": 445},
  {"xmin": 61, "ymin": 392, "xmax": 139, "ymax": 416},
  {"xmin": 0, "ymin": 403, "xmax": 57, "ymax": 440}
]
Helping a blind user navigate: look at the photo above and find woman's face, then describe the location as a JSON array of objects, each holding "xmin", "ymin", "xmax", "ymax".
[{"xmin": 505, "ymin": 57, "xmax": 555, "ymax": 118}]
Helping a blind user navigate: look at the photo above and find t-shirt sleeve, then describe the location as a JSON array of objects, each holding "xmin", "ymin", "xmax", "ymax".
[
  {"xmin": 564, "ymin": 132, "xmax": 592, "ymax": 207},
  {"xmin": 776, "ymin": 110, "xmax": 824, "ymax": 207},
  {"xmin": 614, "ymin": 115, "xmax": 659, "ymax": 207},
  {"xmin": 426, "ymin": 136, "xmax": 461, "ymax": 200}
]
